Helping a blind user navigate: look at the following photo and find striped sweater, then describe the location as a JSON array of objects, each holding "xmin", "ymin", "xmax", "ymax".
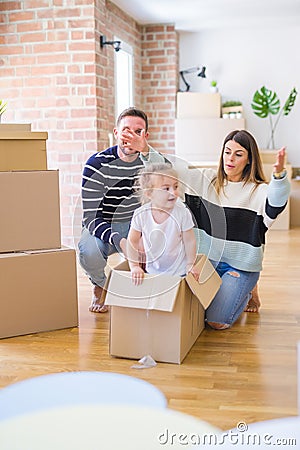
[
  {"xmin": 81, "ymin": 145, "xmax": 164, "ymax": 248},
  {"xmin": 185, "ymin": 168, "xmax": 290, "ymax": 272}
]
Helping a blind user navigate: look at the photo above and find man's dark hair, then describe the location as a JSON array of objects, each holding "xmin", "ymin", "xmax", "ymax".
[{"xmin": 116, "ymin": 107, "xmax": 148, "ymax": 132}]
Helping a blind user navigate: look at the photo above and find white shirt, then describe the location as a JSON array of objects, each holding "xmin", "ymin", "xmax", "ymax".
[{"xmin": 131, "ymin": 200, "xmax": 195, "ymax": 276}]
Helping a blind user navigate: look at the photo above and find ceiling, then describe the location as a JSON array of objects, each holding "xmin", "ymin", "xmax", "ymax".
[{"xmin": 111, "ymin": 0, "xmax": 300, "ymax": 32}]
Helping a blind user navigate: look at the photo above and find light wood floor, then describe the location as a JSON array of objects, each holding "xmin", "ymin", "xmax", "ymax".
[{"xmin": 0, "ymin": 228, "xmax": 299, "ymax": 430}]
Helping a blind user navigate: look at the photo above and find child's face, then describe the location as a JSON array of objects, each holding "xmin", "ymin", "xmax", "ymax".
[{"xmin": 149, "ymin": 174, "xmax": 180, "ymax": 210}]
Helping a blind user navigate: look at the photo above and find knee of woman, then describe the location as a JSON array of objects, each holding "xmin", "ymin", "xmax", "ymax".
[
  {"xmin": 228, "ymin": 271, "xmax": 240, "ymax": 278},
  {"xmin": 207, "ymin": 321, "xmax": 230, "ymax": 330}
]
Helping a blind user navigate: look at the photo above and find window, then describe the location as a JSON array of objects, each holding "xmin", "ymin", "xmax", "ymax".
[{"xmin": 115, "ymin": 38, "xmax": 133, "ymax": 118}]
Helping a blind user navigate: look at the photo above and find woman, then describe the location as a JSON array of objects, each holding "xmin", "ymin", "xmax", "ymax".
[{"xmin": 185, "ymin": 130, "xmax": 290, "ymax": 330}]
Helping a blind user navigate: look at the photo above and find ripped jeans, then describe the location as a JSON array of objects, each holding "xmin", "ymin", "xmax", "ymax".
[{"xmin": 205, "ymin": 261, "xmax": 260, "ymax": 327}]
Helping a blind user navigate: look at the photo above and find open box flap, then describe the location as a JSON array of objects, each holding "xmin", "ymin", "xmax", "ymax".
[
  {"xmin": 105, "ymin": 268, "xmax": 182, "ymax": 312},
  {"xmin": 185, "ymin": 255, "xmax": 222, "ymax": 309}
]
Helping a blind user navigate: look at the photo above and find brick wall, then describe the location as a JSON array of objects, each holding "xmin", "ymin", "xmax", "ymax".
[
  {"xmin": 0, "ymin": 0, "xmax": 178, "ymax": 247},
  {"xmin": 141, "ymin": 25, "xmax": 178, "ymax": 154}
]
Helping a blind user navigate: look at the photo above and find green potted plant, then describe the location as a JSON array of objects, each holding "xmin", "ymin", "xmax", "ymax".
[
  {"xmin": 251, "ymin": 86, "xmax": 297, "ymax": 148},
  {"xmin": 222, "ymin": 100, "xmax": 243, "ymax": 118},
  {"xmin": 0, "ymin": 100, "xmax": 7, "ymax": 123},
  {"xmin": 210, "ymin": 80, "xmax": 218, "ymax": 93}
]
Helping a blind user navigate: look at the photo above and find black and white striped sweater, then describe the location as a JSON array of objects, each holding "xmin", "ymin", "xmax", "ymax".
[
  {"xmin": 185, "ymin": 168, "xmax": 290, "ymax": 272},
  {"xmin": 81, "ymin": 145, "xmax": 164, "ymax": 248}
]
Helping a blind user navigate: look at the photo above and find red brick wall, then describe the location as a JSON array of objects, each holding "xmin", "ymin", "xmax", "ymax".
[
  {"xmin": 0, "ymin": 0, "xmax": 178, "ymax": 247},
  {"xmin": 141, "ymin": 25, "xmax": 178, "ymax": 154}
]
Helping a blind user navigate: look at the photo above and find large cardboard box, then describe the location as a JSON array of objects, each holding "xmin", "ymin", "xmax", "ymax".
[
  {"xmin": 105, "ymin": 256, "xmax": 221, "ymax": 364},
  {"xmin": 0, "ymin": 170, "xmax": 61, "ymax": 252},
  {"xmin": 0, "ymin": 131, "xmax": 47, "ymax": 171},
  {"xmin": 0, "ymin": 123, "xmax": 31, "ymax": 132},
  {"xmin": 177, "ymin": 92, "xmax": 221, "ymax": 118},
  {"xmin": 0, "ymin": 248, "xmax": 78, "ymax": 339}
]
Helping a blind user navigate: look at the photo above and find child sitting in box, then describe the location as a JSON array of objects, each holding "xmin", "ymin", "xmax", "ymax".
[{"xmin": 127, "ymin": 163, "xmax": 199, "ymax": 284}]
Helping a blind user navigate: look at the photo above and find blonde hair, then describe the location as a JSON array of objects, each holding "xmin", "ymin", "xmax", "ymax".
[{"xmin": 136, "ymin": 163, "xmax": 179, "ymax": 204}]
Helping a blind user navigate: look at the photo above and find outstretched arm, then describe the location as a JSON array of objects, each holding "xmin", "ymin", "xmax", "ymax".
[{"xmin": 265, "ymin": 146, "xmax": 291, "ymax": 227}]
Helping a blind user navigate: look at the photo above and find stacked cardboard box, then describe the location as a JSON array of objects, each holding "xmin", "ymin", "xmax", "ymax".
[{"xmin": 0, "ymin": 124, "xmax": 78, "ymax": 339}]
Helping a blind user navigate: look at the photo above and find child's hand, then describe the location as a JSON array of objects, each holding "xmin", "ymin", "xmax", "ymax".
[
  {"xmin": 187, "ymin": 264, "xmax": 200, "ymax": 281},
  {"xmin": 131, "ymin": 266, "xmax": 145, "ymax": 285}
]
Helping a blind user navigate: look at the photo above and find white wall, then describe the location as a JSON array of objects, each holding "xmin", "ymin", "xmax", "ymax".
[{"xmin": 179, "ymin": 25, "xmax": 300, "ymax": 166}]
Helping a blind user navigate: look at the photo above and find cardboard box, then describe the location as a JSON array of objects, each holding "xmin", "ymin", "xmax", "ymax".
[
  {"xmin": 0, "ymin": 170, "xmax": 61, "ymax": 253},
  {"xmin": 0, "ymin": 123, "xmax": 31, "ymax": 132},
  {"xmin": 105, "ymin": 256, "xmax": 221, "ymax": 364},
  {"xmin": 0, "ymin": 248, "xmax": 78, "ymax": 339},
  {"xmin": 259, "ymin": 149, "xmax": 288, "ymax": 164},
  {"xmin": 177, "ymin": 92, "xmax": 221, "ymax": 118},
  {"xmin": 175, "ymin": 117, "xmax": 246, "ymax": 163},
  {"xmin": 0, "ymin": 131, "xmax": 47, "ymax": 171}
]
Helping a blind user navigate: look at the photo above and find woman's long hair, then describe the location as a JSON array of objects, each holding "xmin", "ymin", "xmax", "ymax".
[{"xmin": 213, "ymin": 129, "xmax": 267, "ymax": 195}]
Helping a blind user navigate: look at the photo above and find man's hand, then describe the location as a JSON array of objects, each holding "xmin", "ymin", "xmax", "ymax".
[{"xmin": 120, "ymin": 129, "xmax": 148, "ymax": 155}]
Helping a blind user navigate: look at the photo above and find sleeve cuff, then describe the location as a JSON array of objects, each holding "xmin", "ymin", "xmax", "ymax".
[{"xmin": 111, "ymin": 232, "xmax": 122, "ymax": 252}]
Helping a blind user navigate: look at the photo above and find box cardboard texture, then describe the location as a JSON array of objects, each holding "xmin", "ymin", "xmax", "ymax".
[
  {"xmin": 176, "ymin": 92, "xmax": 221, "ymax": 118},
  {"xmin": 0, "ymin": 131, "xmax": 47, "ymax": 171},
  {"xmin": 0, "ymin": 170, "xmax": 61, "ymax": 252},
  {"xmin": 0, "ymin": 248, "xmax": 78, "ymax": 339},
  {"xmin": 105, "ymin": 256, "xmax": 221, "ymax": 364},
  {"xmin": 0, "ymin": 124, "xmax": 31, "ymax": 132}
]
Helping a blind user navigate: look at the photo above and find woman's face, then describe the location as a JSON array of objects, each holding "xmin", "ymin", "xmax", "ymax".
[{"xmin": 223, "ymin": 140, "xmax": 249, "ymax": 182}]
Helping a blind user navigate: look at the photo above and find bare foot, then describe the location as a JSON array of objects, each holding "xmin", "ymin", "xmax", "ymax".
[
  {"xmin": 207, "ymin": 321, "xmax": 230, "ymax": 330},
  {"xmin": 89, "ymin": 286, "xmax": 109, "ymax": 313},
  {"xmin": 245, "ymin": 285, "xmax": 261, "ymax": 313},
  {"xmin": 89, "ymin": 303, "xmax": 109, "ymax": 313}
]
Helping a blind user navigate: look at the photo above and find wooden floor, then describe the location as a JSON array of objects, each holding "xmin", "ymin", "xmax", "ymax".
[{"xmin": 0, "ymin": 228, "xmax": 299, "ymax": 430}]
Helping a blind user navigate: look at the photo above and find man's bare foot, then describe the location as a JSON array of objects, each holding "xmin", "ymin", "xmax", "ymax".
[
  {"xmin": 89, "ymin": 285, "xmax": 108, "ymax": 313},
  {"xmin": 245, "ymin": 285, "xmax": 261, "ymax": 313}
]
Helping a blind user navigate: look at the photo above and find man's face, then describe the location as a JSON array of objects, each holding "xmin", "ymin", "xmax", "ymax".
[{"xmin": 114, "ymin": 116, "xmax": 149, "ymax": 157}]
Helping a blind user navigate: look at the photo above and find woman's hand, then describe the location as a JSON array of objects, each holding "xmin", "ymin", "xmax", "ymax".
[{"xmin": 273, "ymin": 147, "xmax": 286, "ymax": 174}]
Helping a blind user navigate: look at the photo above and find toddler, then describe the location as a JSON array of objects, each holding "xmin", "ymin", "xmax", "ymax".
[{"xmin": 127, "ymin": 163, "xmax": 199, "ymax": 284}]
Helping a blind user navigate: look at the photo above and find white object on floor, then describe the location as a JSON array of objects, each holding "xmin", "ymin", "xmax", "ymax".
[
  {"xmin": 0, "ymin": 403, "xmax": 221, "ymax": 450},
  {"xmin": 0, "ymin": 371, "xmax": 167, "ymax": 420},
  {"xmin": 131, "ymin": 354, "xmax": 157, "ymax": 369}
]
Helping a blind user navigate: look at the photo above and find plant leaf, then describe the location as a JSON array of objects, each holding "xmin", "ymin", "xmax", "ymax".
[
  {"xmin": 283, "ymin": 87, "xmax": 298, "ymax": 116},
  {"xmin": 251, "ymin": 86, "xmax": 280, "ymax": 118},
  {"xmin": 0, "ymin": 100, "xmax": 7, "ymax": 115}
]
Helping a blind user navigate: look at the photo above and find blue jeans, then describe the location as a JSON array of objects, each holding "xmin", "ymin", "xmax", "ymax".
[
  {"xmin": 206, "ymin": 261, "xmax": 260, "ymax": 327},
  {"xmin": 78, "ymin": 222, "xmax": 131, "ymax": 287}
]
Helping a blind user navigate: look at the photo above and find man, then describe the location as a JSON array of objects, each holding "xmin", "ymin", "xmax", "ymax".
[{"xmin": 78, "ymin": 107, "xmax": 165, "ymax": 312}]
